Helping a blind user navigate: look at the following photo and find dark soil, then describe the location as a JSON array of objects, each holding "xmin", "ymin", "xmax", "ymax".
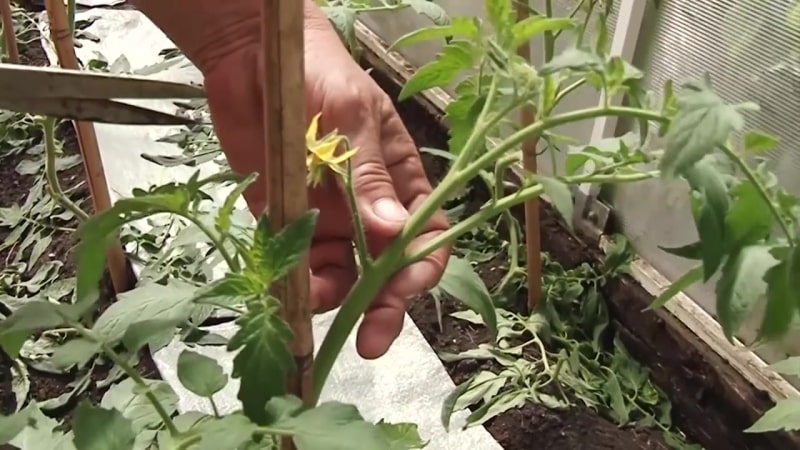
[
  {"xmin": 0, "ymin": 9, "xmax": 154, "ymax": 428},
  {"xmin": 366, "ymin": 66, "xmax": 675, "ymax": 450}
]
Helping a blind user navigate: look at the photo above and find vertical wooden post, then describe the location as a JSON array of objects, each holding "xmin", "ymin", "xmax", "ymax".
[
  {"xmin": 1, "ymin": 0, "xmax": 20, "ymax": 63},
  {"xmin": 44, "ymin": 0, "xmax": 132, "ymax": 295},
  {"xmin": 517, "ymin": 3, "xmax": 543, "ymax": 311},
  {"xmin": 261, "ymin": 4, "xmax": 314, "ymax": 450}
]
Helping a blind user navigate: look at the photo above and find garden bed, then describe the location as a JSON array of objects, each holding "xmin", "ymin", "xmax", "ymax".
[
  {"xmin": 0, "ymin": 9, "xmax": 153, "ymax": 431},
  {"xmin": 364, "ymin": 47, "xmax": 800, "ymax": 450}
]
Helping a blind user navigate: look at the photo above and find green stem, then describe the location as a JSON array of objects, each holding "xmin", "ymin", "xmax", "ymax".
[
  {"xmin": 408, "ymin": 170, "xmax": 658, "ymax": 264},
  {"xmin": 314, "ymin": 106, "xmax": 665, "ymax": 400},
  {"xmin": 186, "ymin": 216, "xmax": 239, "ymax": 272},
  {"xmin": 720, "ymin": 144, "xmax": 795, "ymax": 244},
  {"xmin": 72, "ymin": 322, "xmax": 180, "ymax": 436},
  {"xmin": 552, "ymin": 78, "xmax": 586, "ymax": 112},
  {"xmin": 554, "ymin": 0, "xmax": 588, "ymax": 39},
  {"xmin": 467, "ymin": 106, "xmax": 666, "ymax": 184},
  {"xmin": 42, "ymin": 117, "xmax": 90, "ymax": 222},
  {"xmin": 346, "ymin": 161, "xmax": 371, "ymax": 270},
  {"xmin": 67, "ymin": 0, "xmax": 76, "ymax": 33},
  {"xmin": 543, "ymin": 0, "xmax": 555, "ymax": 61}
]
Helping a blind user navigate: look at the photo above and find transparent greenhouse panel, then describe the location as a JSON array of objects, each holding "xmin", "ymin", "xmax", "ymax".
[{"xmin": 610, "ymin": 0, "xmax": 800, "ymax": 363}]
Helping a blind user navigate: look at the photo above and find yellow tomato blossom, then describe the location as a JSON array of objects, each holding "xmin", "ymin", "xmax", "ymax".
[{"xmin": 305, "ymin": 113, "xmax": 358, "ymax": 187}]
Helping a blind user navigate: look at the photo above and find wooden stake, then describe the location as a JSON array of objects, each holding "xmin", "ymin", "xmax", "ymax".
[
  {"xmin": 44, "ymin": 0, "xmax": 132, "ymax": 295},
  {"xmin": 261, "ymin": 1, "xmax": 314, "ymax": 445},
  {"xmin": 517, "ymin": 3, "xmax": 543, "ymax": 312},
  {"xmin": 1, "ymin": 0, "xmax": 20, "ymax": 63}
]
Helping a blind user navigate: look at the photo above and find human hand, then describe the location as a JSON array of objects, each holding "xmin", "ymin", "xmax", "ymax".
[{"xmin": 192, "ymin": 3, "xmax": 451, "ymax": 359}]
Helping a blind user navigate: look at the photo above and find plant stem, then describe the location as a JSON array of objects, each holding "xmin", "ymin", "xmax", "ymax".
[
  {"xmin": 66, "ymin": 0, "xmax": 75, "ymax": 32},
  {"xmin": 42, "ymin": 117, "xmax": 90, "ymax": 222},
  {"xmin": 0, "ymin": 0, "xmax": 20, "ymax": 63},
  {"xmin": 209, "ymin": 396, "xmax": 220, "ymax": 418},
  {"xmin": 186, "ymin": 216, "xmax": 239, "ymax": 272},
  {"xmin": 543, "ymin": 0, "xmax": 555, "ymax": 61},
  {"xmin": 313, "ymin": 106, "xmax": 665, "ymax": 398},
  {"xmin": 346, "ymin": 161, "xmax": 371, "ymax": 270},
  {"xmin": 408, "ymin": 170, "xmax": 658, "ymax": 264},
  {"xmin": 720, "ymin": 144, "xmax": 795, "ymax": 244},
  {"xmin": 71, "ymin": 322, "xmax": 180, "ymax": 436}
]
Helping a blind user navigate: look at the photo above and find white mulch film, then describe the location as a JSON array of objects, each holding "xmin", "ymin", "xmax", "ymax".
[{"xmin": 35, "ymin": 7, "xmax": 503, "ymax": 450}]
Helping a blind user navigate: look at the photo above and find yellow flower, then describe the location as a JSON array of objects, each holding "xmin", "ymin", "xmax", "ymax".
[{"xmin": 305, "ymin": 113, "xmax": 358, "ymax": 187}]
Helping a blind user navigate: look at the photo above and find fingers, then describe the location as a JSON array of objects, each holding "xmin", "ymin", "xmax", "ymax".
[
  {"xmin": 322, "ymin": 89, "xmax": 410, "ymax": 242},
  {"xmin": 309, "ymin": 238, "xmax": 357, "ymax": 313},
  {"xmin": 356, "ymin": 229, "xmax": 450, "ymax": 359}
]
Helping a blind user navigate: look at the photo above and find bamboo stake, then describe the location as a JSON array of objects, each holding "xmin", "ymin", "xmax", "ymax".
[
  {"xmin": 261, "ymin": 1, "xmax": 314, "ymax": 445},
  {"xmin": 1, "ymin": 0, "xmax": 20, "ymax": 63},
  {"xmin": 517, "ymin": 3, "xmax": 543, "ymax": 311},
  {"xmin": 44, "ymin": 0, "xmax": 132, "ymax": 295}
]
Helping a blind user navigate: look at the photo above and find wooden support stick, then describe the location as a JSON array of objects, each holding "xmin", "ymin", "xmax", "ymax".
[
  {"xmin": 517, "ymin": 3, "xmax": 543, "ymax": 312},
  {"xmin": 261, "ymin": 0, "xmax": 314, "ymax": 439},
  {"xmin": 44, "ymin": 0, "xmax": 132, "ymax": 295},
  {"xmin": 1, "ymin": 0, "xmax": 20, "ymax": 63}
]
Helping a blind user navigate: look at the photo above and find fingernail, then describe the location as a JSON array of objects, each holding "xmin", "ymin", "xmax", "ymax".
[{"xmin": 372, "ymin": 198, "xmax": 408, "ymax": 222}]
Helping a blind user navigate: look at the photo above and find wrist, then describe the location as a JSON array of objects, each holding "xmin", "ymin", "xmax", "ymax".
[{"xmin": 134, "ymin": 0, "xmax": 333, "ymax": 74}]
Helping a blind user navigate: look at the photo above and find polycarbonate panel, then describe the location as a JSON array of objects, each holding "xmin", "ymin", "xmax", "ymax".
[
  {"xmin": 360, "ymin": 0, "xmax": 620, "ymax": 175},
  {"xmin": 610, "ymin": 0, "xmax": 800, "ymax": 361}
]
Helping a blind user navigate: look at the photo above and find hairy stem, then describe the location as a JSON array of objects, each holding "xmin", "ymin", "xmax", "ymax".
[
  {"xmin": 71, "ymin": 322, "xmax": 180, "ymax": 436},
  {"xmin": 346, "ymin": 161, "xmax": 371, "ymax": 270},
  {"xmin": 408, "ymin": 170, "xmax": 658, "ymax": 264},
  {"xmin": 186, "ymin": 216, "xmax": 240, "ymax": 272},
  {"xmin": 313, "ymin": 105, "xmax": 666, "ymax": 399},
  {"xmin": 42, "ymin": 117, "xmax": 90, "ymax": 222}
]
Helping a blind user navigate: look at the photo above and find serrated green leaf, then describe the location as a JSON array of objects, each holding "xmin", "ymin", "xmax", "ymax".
[
  {"xmin": 745, "ymin": 398, "xmax": 800, "ymax": 433},
  {"xmin": 725, "ymin": 181, "xmax": 773, "ymax": 245},
  {"xmin": 744, "ymin": 130, "xmax": 779, "ymax": 153},
  {"xmin": 265, "ymin": 397, "xmax": 415, "ymax": 450},
  {"xmin": 436, "ymin": 256, "xmax": 497, "ymax": 334},
  {"xmin": 322, "ymin": 5, "xmax": 358, "ymax": 50},
  {"xmin": 660, "ymin": 77, "xmax": 744, "ymax": 177},
  {"xmin": 192, "ymin": 413, "xmax": 258, "ymax": 450},
  {"xmin": 50, "ymin": 338, "xmax": 99, "ymax": 370},
  {"xmin": 376, "ymin": 421, "xmax": 427, "ymax": 450},
  {"xmin": 192, "ymin": 273, "xmax": 262, "ymax": 307},
  {"xmin": 391, "ymin": 17, "xmax": 477, "ymax": 49},
  {"xmin": 0, "ymin": 301, "xmax": 77, "ymax": 339},
  {"xmin": 249, "ymin": 209, "xmax": 318, "ymax": 285},
  {"xmin": 538, "ymin": 176, "xmax": 573, "ymax": 228},
  {"xmin": 228, "ymin": 296, "xmax": 294, "ymax": 423},
  {"xmin": 485, "ymin": 0, "xmax": 514, "ymax": 29},
  {"xmin": 649, "ymin": 265, "xmax": 703, "ymax": 310},
  {"xmin": 93, "ymin": 281, "xmax": 195, "ymax": 343},
  {"xmin": 72, "ymin": 403, "xmax": 136, "ymax": 450},
  {"xmin": 122, "ymin": 318, "xmax": 184, "ymax": 352},
  {"xmin": 759, "ymin": 244, "xmax": 800, "ymax": 341},
  {"xmin": 75, "ymin": 190, "xmax": 191, "ymax": 305},
  {"xmin": 770, "ymin": 357, "xmax": 800, "ymax": 377},
  {"xmin": 177, "ymin": 349, "xmax": 228, "ymax": 397},
  {"xmin": 399, "ymin": 41, "xmax": 475, "ymax": 101},
  {"xmin": 216, "ymin": 173, "xmax": 257, "ymax": 235},
  {"xmin": 716, "ymin": 245, "xmax": 777, "ymax": 339},
  {"xmin": 539, "ymin": 48, "xmax": 603, "ymax": 75},
  {"xmin": 101, "ymin": 378, "xmax": 178, "ymax": 433},
  {"xmin": 0, "ymin": 406, "xmax": 32, "ymax": 444},
  {"xmin": 511, "ymin": 16, "xmax": 574, "ymax": 49}
]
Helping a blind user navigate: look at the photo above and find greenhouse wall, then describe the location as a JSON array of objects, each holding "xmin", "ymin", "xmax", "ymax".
[{"xmin": 360, "ymin": 0, "xmax": 800, "ymax": 365}]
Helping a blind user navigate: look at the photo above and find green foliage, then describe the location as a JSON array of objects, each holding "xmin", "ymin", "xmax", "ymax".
[{"xmin": 3, "ymin": 0, "xmax": 800, "ymax": 446}]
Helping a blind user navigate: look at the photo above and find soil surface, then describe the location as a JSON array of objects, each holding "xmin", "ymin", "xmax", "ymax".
[
  {"xmin": 0, "ymin": 8, "xmax": 155, "ymax": 427},
  {"xmin": 369, "ymin": 67, "xmax": 676, "ymax": 450}
]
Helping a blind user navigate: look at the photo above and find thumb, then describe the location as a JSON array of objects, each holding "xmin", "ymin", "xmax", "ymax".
[{"xmin": 347, "ymin": 123, "xmax": 408, "ymax": 239}]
